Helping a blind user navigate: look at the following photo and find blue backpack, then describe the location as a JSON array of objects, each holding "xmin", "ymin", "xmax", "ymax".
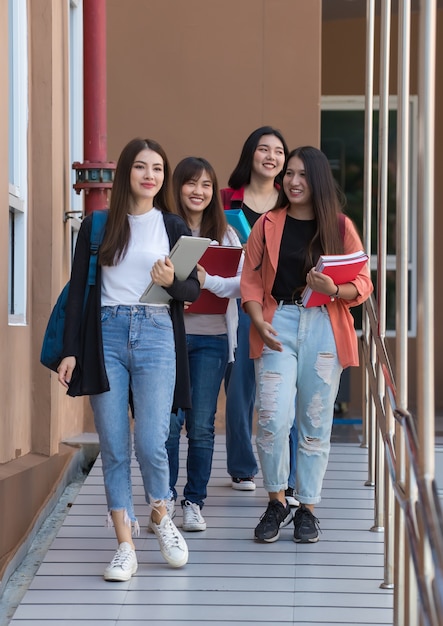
[{"xmin": 40, "ymin": 210, "xmax": 108, "ymax": 372}]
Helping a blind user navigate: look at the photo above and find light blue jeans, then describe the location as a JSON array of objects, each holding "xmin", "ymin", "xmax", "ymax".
[
  {"xmin": 90, "ymin": 305, "xmax": 176, "ymax": 524},
  {"xmin": 167, "ymin": 333, "xmax": 229, "ymax": 508},
  {"xmin": 225, "ymin": 302, "xmax": 298, "ymax": 483},
  {"xmin": 254, "ymin": 303, "xmax": 342, "ymax": 505}
]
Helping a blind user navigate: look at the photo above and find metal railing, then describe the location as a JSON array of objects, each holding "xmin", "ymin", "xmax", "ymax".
[
  {"xmin": 359, "ymin": 1, "xmax": 442, "ymax": 624},
  {"xmin": 361, "ymin": 296, "xmax": 443, "ymax": 625}
]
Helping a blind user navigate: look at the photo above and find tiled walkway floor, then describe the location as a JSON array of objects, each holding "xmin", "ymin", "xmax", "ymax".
[{"xmin": 9, "ymin": 433, "xmax": 393, "ymax": 625}]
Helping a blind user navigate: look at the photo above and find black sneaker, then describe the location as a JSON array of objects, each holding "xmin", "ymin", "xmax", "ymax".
[
  {"xmin": 231, "ymin": 477, "xmax": 256, "ymax": 491},
  {"xmin": 254, "ymin": 499, "xmax": 293, "ymax": 543},
  {"xmin": 285, "ymin": 487, "xmax": 299, "ymax": 508},
  {"xmin": 293, "ymin": 505, "xmax": 320, "ymax": 543}
]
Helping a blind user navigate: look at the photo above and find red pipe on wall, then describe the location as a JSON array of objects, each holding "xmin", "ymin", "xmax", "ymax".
[{"xmin": 79, "ymin": 0, "xmax": 114, "ymax": 215}]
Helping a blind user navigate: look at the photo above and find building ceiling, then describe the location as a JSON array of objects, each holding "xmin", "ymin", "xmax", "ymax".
[{"xmin": 323, "ymin": 0, "xmax": 443, "ymax": 22}]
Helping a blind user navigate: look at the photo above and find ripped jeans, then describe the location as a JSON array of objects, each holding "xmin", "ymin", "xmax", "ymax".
[
  {"xmin": 254, "ymin": 302, "xmax": 342, "ymax": 505},
  {"xmin": 90, "ymin": 305, "xmax": 175, "ymax": 527}
]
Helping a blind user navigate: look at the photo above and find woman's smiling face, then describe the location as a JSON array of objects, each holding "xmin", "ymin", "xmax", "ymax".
[
  {"xmin": 180, "ymin": 170, "xmax": 213, "ymax": 217},
  {"xmin": 283, "ymin": 155, "xmax": 312, "ymax": 207},
  {"xmin": 251, "ymin": 134, "xmax": 286, "ymax": 180},
  {"xmin": 130, "ymin": 148, "xmax": 165, "ymax": 207}
]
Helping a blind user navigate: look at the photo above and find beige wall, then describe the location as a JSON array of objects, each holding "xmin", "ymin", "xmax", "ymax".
[
  {"xmin": 30, "ymin": 0, "xmax": 72, "ymax": 457},
  {"xmin": 0, "ymin": 0, "xmax": 9, "ymax": 458},
  {"xmin": 0, "ymin": 0, "xmax": 32, "ymax": 466},
  {"xmin": 106, "ymin": 0, "xmax": 322, "ymax": 183},
  {"xmin": 0, "ymin": 0, "xmax": 85, "ymax": 465}
]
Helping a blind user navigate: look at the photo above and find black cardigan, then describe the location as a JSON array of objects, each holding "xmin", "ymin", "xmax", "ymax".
[{"xmin": 63, "ymin": 210, "xmax": 200, "ymax": 411}]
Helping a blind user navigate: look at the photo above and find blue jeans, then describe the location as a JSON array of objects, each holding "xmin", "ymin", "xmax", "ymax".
[
  {"xmin": 224, "ymin": 303, "xmax": 258, "ymax": 478},
  {"xmin": 90, "ymin": 305, "xmax": 175, "ymax": 524},
  {"xmin": 167, "ymin": 333, "xmax": 229, "ymax": 508},
  {"xmin": 254, "ymin": 303, "xmax": 342, "ymax": 504}
]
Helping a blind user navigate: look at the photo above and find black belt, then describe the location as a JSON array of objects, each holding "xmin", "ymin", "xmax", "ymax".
[
  {"xmin": 279, "ymin": 298, "xmax": 303, "ymax": 306},
  {"xmin": 279, "ymin": 298, "xmax": 323, "ymax": 308}
]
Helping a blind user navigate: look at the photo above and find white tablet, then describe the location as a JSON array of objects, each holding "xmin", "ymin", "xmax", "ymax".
[{"xmin": 139, "ymin": 235, "xmax": 211, "ymax": 304}]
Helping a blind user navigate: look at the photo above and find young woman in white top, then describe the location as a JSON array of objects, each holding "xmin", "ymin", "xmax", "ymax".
[
  {"xmin": 166, "ymin": 157, "xmax": 243, "ymax": 532},
  {"xmin": 57, "ymin": 138, "xmax": 199, "ymax": 581}
]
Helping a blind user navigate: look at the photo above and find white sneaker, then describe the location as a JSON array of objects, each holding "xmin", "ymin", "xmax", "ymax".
[
  {"xmin": 147, "ymin": 497, "xmax": 175, "ymax": 533},
  {"xmin": 103, "ymin": 542, "xmax": 138, "ymax": 582},
  {"xmin": 182, "ymin": 500, "xmax": 206, "ymax": 531},
  {"xmin": 166, "ymin": 497, "xmax": 176, "ymax": 519},
  {"xmin": 149, "ymin": 515, "xmax": 189, "ymax": 568}
]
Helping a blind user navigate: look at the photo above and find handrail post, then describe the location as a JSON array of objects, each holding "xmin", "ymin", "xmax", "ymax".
[
  {"xmin": 371, "ymin": 2, "xmax": 392, "ymax": 590},
  {"xmin": 395, "ymin": 0, "xmax": 416, "ymax": 622},
  {"xmin": 417, "ymin": 0, "xmax": 437, "ymax": 619}
]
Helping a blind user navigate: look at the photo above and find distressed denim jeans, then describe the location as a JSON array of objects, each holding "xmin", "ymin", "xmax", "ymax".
[
  {"xmin": 254, "ymin": 302, "xmax": 342, "ymax": 504},
  {"xmin": 167, "ymin": 333, "xmax": 229, "ymax": 508},
  {"xmin": 90, "ymin": 305, "xmax": 176, "ymax": 524}
]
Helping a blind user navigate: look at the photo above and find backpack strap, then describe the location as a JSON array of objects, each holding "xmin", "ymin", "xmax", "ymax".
[{"xmin": 87, "ymin": 209, "xmax": 108, "ymax": 286}]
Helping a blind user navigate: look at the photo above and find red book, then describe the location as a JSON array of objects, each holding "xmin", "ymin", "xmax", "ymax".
[
  {"xmin": 301, "ymin": 250, "xmax": 369, "ymax": 307},
  {"xmin": 186, "ymin": 246, "xmax": 242, "ymax": 314}
]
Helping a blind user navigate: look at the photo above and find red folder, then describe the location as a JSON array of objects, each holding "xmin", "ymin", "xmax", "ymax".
[
  {"xmin": 301, "ymin": 250, "xmax": 369, "ymax": 307},
  {"xmin": 186, "ymin": 246, "xmax": 242, "ymax": 314}
]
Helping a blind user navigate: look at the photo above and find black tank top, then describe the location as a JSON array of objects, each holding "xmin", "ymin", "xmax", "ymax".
[{"xmin": 271, "ymin": 215, "xmax": 317, "ymax": 302}]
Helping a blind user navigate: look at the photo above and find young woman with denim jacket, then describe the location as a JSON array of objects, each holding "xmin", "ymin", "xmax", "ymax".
[
  {"xmin": 57, "ymin": 138, "xmax": 199, "ymax": 580},
  {"xmin": 241, "ymin": 146, "xmax": 373, "ymax": 544},
  {"xmin": 166, "ymin": 157, "xmax": 243, "ymax": 532},
  {"xmin": 220, "ymin": 126, "xmax": 299, "ymax": 493}
]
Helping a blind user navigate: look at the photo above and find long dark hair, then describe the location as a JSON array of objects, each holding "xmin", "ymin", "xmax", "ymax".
[
  {"xmin": 276, "ymin": 146, "xmax": 345, "ymax": 265},
  {"xmin": 228, "ymin": 126, "xmax": 289, "ymax": 189},
  {"xmin": 173, "ymin": 157, "xmax": 227, "ymax": 244},
  {"xmin": 99, "ymin": 138, "xmax": 174, "ymax": 266}
]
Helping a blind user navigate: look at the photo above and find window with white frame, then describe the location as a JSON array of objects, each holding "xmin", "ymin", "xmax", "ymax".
[
  {"xmin": 68, "ymin": 0, "xmax": 84, "ymax": 257},
  {"xmin": 321, "ymin": 96, "xmax": 418, "ymax": 337},
  {"xmin": 8, "ymin": 0, "xmax": 28, "ymax": 324}
]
